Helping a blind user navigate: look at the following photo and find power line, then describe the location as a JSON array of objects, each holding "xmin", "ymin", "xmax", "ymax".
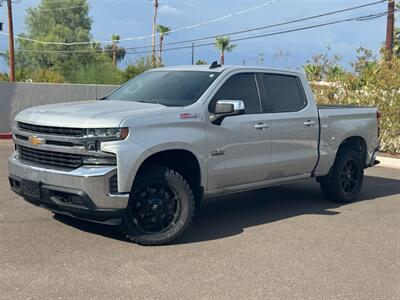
[
  {"xmin": 8, "ymin": 10, "xmax": 394, "ymax": 55},
  {"xmin": 0, "ymin": 0, "xmax": 386, "ymax": 49},
  {"xmin": 123, "ymin": 10, "xmax": 395, "ymax": 55},
  {"xmin": 0, "ymin": 0, "xmax": 280, "ymax": 45},
  {"xmin": 124, "ymin": 0, "xmax": 388, "ymax": 51},
  {"xmin": 12, "ymin": 4, "xmax": 90, "ymax": 13}
]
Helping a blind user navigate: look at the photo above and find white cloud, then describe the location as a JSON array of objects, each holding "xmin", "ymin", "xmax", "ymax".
[
  {"xmin": 184, "ymin": 1, "xmax": 195, "ymax": 7},
  {"xmin": 159, "ymin": 4, "xmax": 184, "ymax": 15}
]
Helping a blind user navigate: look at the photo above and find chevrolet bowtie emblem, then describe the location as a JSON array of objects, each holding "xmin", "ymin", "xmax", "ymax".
[{"xmin": 28, "ymin": 135, "xmax": 44, "ymax": 146}]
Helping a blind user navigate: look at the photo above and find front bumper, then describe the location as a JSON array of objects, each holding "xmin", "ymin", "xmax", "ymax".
[{"xmin": 8, "ymin": 152, "xmax": 129, "ymax": 225}]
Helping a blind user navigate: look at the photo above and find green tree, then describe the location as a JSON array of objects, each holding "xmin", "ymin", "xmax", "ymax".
[
  {"xmin": 104, "ymin": 34, "xmax": 126, "ymax": 69},
  {"xmin": 195, "ymin": 59, "xmax": 207, "ymax": 65},
  {"xmin": 156, "ymin": 25, "xmax": 170, "ymax": 66},
  {"xmin": 123, "ymin": 56, "xmax": 153, "ymax": 81},
  {"xmin": 72, "ymin": 53, "xmax": 125, "ymax": 85},
  {"xmin": 350, "ymin": 47, "xmax": 378, "ymax": 86},
  {"xmin": 214, "ymin": 36, "xmax": 236, "ymax": 65},
  {"xmin": 380, "ymin": 27, "xmax": 400, "ymax": 59},
  {"xmin": 16, "ymin": 0, "xmax": 97, "ymax": 81},
  {"xmin": 0, "ymin": 72, "xmax": 9, "ymax": 81},
  {"xmin": 28, "ymin": 69, "xmax": 64, "ymax": 83},
  {"xmin": 312, "ymin": 54, "xmax": 400, "ymax": 153},
  {"xmin": 303, "ymin": 64, "xmax": 324, "ymax": 81},
  {"xmin": 395, "ymin": 28, "xmax": 400, "ymax": 57},
  {"xmin": 326, "ymin": 65, "xmax": 345, "ymax": 82},
  {"xmin": 303, "ymin": 48, "xmax": 345, "ymax": 81}
]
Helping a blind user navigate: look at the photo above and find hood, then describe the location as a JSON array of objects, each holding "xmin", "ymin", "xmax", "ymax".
[{"xmin": 15, "ymin": 100, "xmax": 169, "ymax": 128}]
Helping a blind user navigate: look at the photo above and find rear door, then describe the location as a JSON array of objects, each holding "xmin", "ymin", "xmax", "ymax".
[{"xmin": 257, "ymin": 73, "xmax": 319, "ymax": 179}]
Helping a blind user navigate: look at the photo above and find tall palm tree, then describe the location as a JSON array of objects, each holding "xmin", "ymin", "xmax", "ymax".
[
  {"xmin": 151, "ymin": 0, "xmax": 159, "ymax": 67},
  {"xmin": 214, "ymin": 36, "xmax": 236, "ymax": 65},
  {"xmin": 105, "ymin": 34, "xmax": 126, "ymax": 70},
  {"xmin": 156, "ymin": 25, "xmax": 170, "ymax": 66}
]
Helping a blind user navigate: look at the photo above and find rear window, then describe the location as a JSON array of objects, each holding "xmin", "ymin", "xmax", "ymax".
[{"xmin": 258, "ymin": 74, "xmax": 306, "ymax": 113}]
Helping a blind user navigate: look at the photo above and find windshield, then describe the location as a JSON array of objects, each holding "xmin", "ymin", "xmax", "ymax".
[{"xmin": 103, "ymin": 70, "xmax": 220, "ymax": 106}]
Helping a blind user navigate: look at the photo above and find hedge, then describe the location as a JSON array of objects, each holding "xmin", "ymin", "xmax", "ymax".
[{"xmin": 310, "ymin": 59, "xmax": 400, "ymax": 154}]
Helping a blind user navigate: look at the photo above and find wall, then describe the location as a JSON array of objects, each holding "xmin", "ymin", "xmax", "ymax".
[{"xmin": 0, "ymin": 82, "xmax": 118, "ymax": 133}]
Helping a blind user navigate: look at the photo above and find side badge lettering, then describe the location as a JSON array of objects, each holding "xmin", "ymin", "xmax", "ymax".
[
  {"xmin": 210, "ymin": 149, "xmax": 225, "ymax": 156},
  {"xmin": 180, "ymin": 113, "xmax": 200, "ymax": 120}
]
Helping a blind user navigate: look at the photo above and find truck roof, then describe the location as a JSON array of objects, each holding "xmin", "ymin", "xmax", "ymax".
[{"xmin": 151, "ymin": 65, "xmax": 304, "ymax": 76}]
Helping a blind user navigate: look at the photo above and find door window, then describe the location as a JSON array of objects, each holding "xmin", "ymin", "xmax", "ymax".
[
  {"xmin": 210, "ymin": 73, "xmax": 261, "ymax": 114},
  {"xmin": 258, "ymin": 74, "xmax": 306, "ymax": 113}
]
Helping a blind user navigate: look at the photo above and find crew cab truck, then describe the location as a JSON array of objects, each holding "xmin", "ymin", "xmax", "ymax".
[{"xmin": 8, "ymin": 64, "xmax": 380, "ymax": 245}]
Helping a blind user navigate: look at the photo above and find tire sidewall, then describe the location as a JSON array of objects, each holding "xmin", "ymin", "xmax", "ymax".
[
  {"xmin": 334, "ymin": 150, "xmax": 364, "ymax": 202},
  {"xmin": 123, "ymin": 166, "xmax": 194, "ymax": 244}
]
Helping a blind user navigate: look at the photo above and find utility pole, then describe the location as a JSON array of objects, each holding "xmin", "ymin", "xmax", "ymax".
[
  {"xmin": 151, "ymin": 0, "xmax": 158, "ymax": 67},
  {"xmin": 0, "ymin": 1, "xmax": 4, "ymax": 33},
  {"xmin": 191, "ymin": 42, "xmax": 194, "ymax": 65},
  {"xmin": 7, "ymin": 0, "xmax": 15, "ymax": 81},
  {"xmin": 385, "ymin": 0, "xmax": 395, "ymax": 60}
]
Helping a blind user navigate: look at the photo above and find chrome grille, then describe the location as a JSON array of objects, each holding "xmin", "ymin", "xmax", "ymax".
[
  {"xmin": 17, "ymin": 122, "xmax": 84, "ymax": 137},
  {"xmin": 18, "ymin": 146, "xmax": 83, "ymax": 169}
]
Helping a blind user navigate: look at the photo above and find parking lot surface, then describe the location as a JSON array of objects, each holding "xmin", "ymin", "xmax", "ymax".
[{"xmin": 1, "ymin": 140, "xmax": 399, "ymax": 299}]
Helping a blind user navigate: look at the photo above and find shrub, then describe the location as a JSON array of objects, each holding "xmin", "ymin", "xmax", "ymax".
[
  {"xmin": 311, "ymin": 58, "xmax": 400, "ymax": 154},
  {"xmin": 27, "ymin": 69, "xmax": 64, "ymax": 83}
]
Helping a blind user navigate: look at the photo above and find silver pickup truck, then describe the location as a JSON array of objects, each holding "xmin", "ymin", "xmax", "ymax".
[{"xmin": 8, "ymin": 64, "xmax": 380, "ymax": 245}]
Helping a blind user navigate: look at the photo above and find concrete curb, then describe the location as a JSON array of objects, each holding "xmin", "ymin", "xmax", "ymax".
[{"xmin": 377, "ymin": 156, "xmax": 400, "ymax": 169}]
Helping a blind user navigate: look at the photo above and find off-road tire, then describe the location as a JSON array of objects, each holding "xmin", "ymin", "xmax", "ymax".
[
  {"xmin": 320, "ymin": 149, "xmax": 364, "ymax": 203},
  {"xmin": 121, "ymin": 165, "xmax": 195, "ymax": 246}
]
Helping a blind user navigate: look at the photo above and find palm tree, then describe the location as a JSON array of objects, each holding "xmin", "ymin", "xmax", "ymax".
[
  {"xmin": 151, "ymin": 0, "xmax": 159, "ymax": 67},
  {"xmin": 214, "ymin": 36, "xmax": 236, "ymax": 65},
  {"xmin": 156, "ymin": 25, "xmax": 171, "ymax": 66},
  {"xmin": 105, "ymin": 34, "xmax": 126, "ymax": 69}
]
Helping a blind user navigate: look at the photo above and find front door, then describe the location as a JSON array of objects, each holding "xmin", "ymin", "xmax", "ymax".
[{"xmin": 205, "ymin": 73, "xmax": 271, "ymax": 189}]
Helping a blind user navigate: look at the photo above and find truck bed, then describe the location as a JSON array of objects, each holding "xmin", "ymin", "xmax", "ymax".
[{"xmin": 314, "ymin": 104, "xmax": 379, "ymax": 176}]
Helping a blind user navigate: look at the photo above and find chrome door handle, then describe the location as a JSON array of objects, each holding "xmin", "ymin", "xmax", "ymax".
[
  {"xmin": 304, "ymin": 120, "xmax": 316, "ymax": 127},
  {"xmin": 254, "ymin": 123, "xmax": 269, "ymax": 130}
]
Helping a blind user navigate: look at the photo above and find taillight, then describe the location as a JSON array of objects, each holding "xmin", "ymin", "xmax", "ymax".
[{"xmin": 377, "ymin": 111, "xmax": 381, "ymax": 137}]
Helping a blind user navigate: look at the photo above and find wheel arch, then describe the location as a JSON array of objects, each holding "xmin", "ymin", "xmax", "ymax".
[
  {"xmin": 129, "ymin": 147, "xmax": 205, "ymax": 206},
  {"xmin": 317, "ymin": 135, "xmax": 368, "ymax": 183},
  {"xmin": 337, "ymin": 136, "xmax": 368, "ymax": 167}
]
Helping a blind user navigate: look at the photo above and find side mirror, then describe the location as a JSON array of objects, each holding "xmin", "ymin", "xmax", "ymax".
[{"xmin": 211, "ymin": 100, "xmax": 245, "ymax": 125}]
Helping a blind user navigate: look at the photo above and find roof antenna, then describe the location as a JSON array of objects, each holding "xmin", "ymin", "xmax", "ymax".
[{"xmin": 209, "ymin": 61, "xmax": 221, "ymax": 69}]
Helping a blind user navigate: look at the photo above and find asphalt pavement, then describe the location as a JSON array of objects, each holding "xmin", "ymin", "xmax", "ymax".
[{"xmin": 1, "ymin": 140, "xmax": 399, "ymax": 299}]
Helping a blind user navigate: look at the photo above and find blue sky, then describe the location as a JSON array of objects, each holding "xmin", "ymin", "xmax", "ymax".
[{"xmin": 0, "ymin": 0, "xmax": 396, "ymax": 73}]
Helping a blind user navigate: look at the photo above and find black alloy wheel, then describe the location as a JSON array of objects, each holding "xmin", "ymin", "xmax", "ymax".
[
  {"xmin": 319, "ymin": 149, "xmax": 364, "ymax": 203},
  {"xmin": 130, "ymin": 182, "xmax": 181, "ymax": 234},
  {"xmin": 122, "ymin": 165, "xmax": 195, "ymax": 246}
]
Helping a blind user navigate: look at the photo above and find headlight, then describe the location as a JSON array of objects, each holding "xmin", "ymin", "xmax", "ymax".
[{"xmin": 84, "ymin": 127, "xmax": 129, "ymax": 140}]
